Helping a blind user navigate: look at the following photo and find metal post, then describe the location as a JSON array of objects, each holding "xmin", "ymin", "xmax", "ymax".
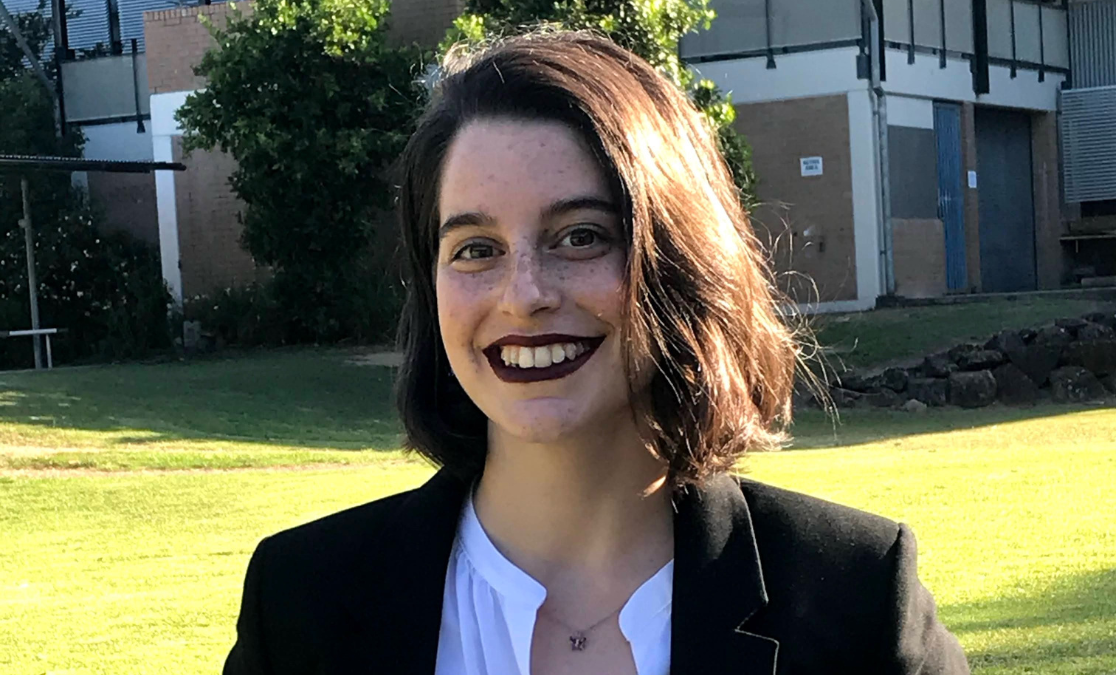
[
  {"xmin": 939, "ymin": 0, "xmax": 947, "ymax": 68},
  {"xmin": 1038, "ymin": 6, "xmax": 1045, "ymax": 82},
  {"xmin": 765, "ymin": 0, "xmax": 776, "ymax": 69},
  {"xmin": 908, "ymin": 0, "xmax": 916, "ymax": 63},
  {"xmin": 46, "ymin": 333, "xmax": 53, "ymax": 369},
  {"xmin": 1010, "ymin": 0, "xmax": 1018, "ymax": 78},
  {"xmin": 19, "ymin": 177, "xmax": 43, "ymax": 369}
]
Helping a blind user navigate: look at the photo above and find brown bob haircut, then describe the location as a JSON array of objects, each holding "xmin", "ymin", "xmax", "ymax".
[{"xmin": 394, "ymin": 31, "xmax": 797, "ymax": 488}]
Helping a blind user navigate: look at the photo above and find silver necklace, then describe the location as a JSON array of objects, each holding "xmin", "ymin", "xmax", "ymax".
[{"xmin": 541, "ymin": 603, "xmax": 626, "ymax": 652}]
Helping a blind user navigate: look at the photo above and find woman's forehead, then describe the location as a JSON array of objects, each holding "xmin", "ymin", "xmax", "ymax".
[{"xmin": 437, "ymin": 118, "xmax": 612, "ymax": 221}]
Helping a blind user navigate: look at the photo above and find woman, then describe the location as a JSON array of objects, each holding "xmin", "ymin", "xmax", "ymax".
[{"xmin": 224, "ymin": 32, "xmax": 969, "ymax": 675}]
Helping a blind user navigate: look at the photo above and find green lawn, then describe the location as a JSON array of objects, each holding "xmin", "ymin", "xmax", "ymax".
[
  {"xmin": 2, "ymin": 350, "xmax": 1115, "ymax": 674},
  {"xmin": 812, "ymin": 295, "xmax": 1116, "ymax": 370}
]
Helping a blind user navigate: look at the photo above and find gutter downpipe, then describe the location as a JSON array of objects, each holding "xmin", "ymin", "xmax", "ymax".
[{"xmin": 861, "ymin": 0, "xmax": 895, "ymax": 298}]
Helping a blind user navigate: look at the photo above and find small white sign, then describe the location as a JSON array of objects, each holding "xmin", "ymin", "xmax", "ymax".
[
  {"xmin": 968, "ymin": 170, "xmax": 978, "ymax": 189},
  {"xmin": 800, "ymin": 156, "xmax": 824, "ymax": 177}
]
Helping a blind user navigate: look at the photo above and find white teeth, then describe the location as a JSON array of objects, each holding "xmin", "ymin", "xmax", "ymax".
[{"xmin": 498, "ymin": 342, "xmax": 591, "ymax": 369}]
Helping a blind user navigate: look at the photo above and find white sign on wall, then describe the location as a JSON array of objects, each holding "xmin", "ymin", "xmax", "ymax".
[
  {"xmin": 800, "ymin": 156, "xmax": 824, "ymax": 177},
  {"xmin": 968, "ymin": 171, "xmax": 978, "ymax": 189}
]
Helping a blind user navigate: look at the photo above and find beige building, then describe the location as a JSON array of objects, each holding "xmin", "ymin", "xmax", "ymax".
[{"xmin": 35, "ymin": 0, "xmax": 1116, "ymax": 308}]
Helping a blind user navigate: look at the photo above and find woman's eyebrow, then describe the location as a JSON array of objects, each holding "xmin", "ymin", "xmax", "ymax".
[
  {"xmin": 438, "ymin": 211, "xmax": 492, "ymax": 240},
  {"xmin": 541, "ymin": 196, "xmax": 617, "ymax": 220},
  {"xmin": 438, "ymin": 196, "xmax": 617, "ymax": 241}
]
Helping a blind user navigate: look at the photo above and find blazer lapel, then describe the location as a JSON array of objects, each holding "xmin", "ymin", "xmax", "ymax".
[
  {"xmin": 671, "ymin": 473, "xmax": 779, "ymax": 675},
  {"xmin": 327, "ymin": 467, "xmax": 472, "ymax": 675}
]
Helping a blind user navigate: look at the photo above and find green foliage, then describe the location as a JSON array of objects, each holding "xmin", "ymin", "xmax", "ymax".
[
  {"xmin": 176, "ymin": 0, "xmax": 426, "ymax": 344},
  {"xmin": 0, "ymin": 0, "xmax": 52, "ymax": 82},
  {"xmin": 0, "ymin": 22, "xmax": 172, "ymax": 369},
  {"xmin": 444, "ymin": 0, "xmax": 757, "ymax": 207}
]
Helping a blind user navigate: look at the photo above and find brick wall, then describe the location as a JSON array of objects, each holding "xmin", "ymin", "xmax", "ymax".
[
  {"xmin": 145, "ymin": 2, "xmax": 252, "ymax": 95},
  {"xmin": 172, "ymin": 137, "xmax": 260, "ymax": 299},
  {"xmin": 892, "ymin": 218, "xmax": 947, "ymax": 298},
  {"xmin": 390, "ymin": 0, "xmax": 465, "ymax": 48},
  {"xmin": 88, "ymin": 173, "xmax": 159, "ymax": 245},
  {"xmin": 734, "ymin": 95, "xmax": 858, "ymax": 303},
  {"xmin": 144, "ymin": 0, "xmax": 458, "ymax": 97}
]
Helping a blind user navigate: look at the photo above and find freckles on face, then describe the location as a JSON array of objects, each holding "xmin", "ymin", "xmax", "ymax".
[{"xmin": 431, "ymin": 118, "xmax": 632, "ymax": 440}]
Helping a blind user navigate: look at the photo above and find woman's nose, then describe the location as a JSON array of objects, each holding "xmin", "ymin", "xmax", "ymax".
[{"xmin": 497, "ymin": 250, "xmax": 560, "ymax": 318}]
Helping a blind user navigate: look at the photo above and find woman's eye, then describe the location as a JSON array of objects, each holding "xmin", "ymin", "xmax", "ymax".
[
  {"xmin": 454, "ymin": 243, "xmax": 497, "ymax": 261},
  {"xmin": 561, "ymin": 228, "xmax": 603, "ymax": 248}
]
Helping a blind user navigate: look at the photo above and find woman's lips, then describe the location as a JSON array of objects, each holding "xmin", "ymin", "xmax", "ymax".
[{"xmin": 483, "ymin": 336, "xmax": 604, "ymax": 384}]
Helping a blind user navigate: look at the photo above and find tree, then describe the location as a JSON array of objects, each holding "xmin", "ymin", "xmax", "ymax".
[
  {"xmin": 445, "ymin": 0, "xmax": 758, "ymax": 209},
  {"xmin": 177, "ymin": 0, "xmax": 428, "ymax": 342},
  {"xmin": 1, "ymin": 4, "xmax": 171, "ymax": 368}
]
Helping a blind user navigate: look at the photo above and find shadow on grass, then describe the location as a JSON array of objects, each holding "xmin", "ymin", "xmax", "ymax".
[
  {"xmin": 789, "ymin": 401, "xmax": 1116, "ymax": 450},
  {"xmin": 0, "ymin": 349, "xmax": 402, "ymax": 451},
  {"xmin": 944, "ymin": 568, "xmax": 1116, "ymax": 674}
]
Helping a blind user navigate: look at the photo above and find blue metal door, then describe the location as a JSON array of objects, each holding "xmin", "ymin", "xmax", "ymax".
[{"xmin": 934, "ymin": 103, "xmax": 968, "ymax": 291}]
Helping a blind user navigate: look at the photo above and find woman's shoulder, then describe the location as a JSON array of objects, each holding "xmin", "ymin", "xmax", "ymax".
[{"xmin": 735, "ymin": 475, "xmax": 903, "ymax": 559}]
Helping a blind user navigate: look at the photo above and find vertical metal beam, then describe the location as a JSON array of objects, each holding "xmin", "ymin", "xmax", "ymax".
[
  {"xmin": 939, "ymin": 0, "xmax": 947, "ymax": 68},
  {"xmin": 1037, "ymin": 4, "xmax": 1045, "ymax": 82},
  {"xmin": 765, "ymin": 0, "xmax": 776, "ymax": 69},
  {"xmin": 131, "ymin": 38, "xmax": 146, "ymax": 132},
  {"xmin": 908, "ymin": 0, "xmax": 916, "ymax": 63},
  {"xmin": 972, "ymin": 0, "xmax": 990, "ymax": 94},
  {"xmin": 19, "ymin": 178, "xmax": 43, "ymax": 370},
  {"xmin": 1009, "ymin": 0, "xmax": 1018, "ymax": 78},
  {"xmin": 875, "ymin": 0, "xmax": 886, "ymax": 80}
]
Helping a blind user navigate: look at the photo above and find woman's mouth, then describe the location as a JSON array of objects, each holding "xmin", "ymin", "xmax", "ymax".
[{"xmin": 483, "ymin": 336, "xmax": 605, "ymax": 383}]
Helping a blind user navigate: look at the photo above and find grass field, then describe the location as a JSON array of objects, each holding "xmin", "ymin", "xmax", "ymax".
[
  {"xmin": 2, "ymin": 349, "xmax": 1115, "ymax": 674},
  {"xmin": 811, "ymin": 295, "xmax": 1116, "ymax": 370}
]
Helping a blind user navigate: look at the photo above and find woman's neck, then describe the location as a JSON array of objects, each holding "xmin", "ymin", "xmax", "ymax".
[{"xmin": 473, "ymin": 419, "xmax": 674, "ymax": 589}]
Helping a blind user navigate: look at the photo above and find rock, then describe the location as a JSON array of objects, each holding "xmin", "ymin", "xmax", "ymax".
[
  {"xmin": 908, "ymin": 377, "xmax": 949, "ymax": 407},
  {"xmin": 1034, "ymin": 325, "xmax": 1073, "ymax": 349},
  {"xmin": 1055, "ymin": 317, "xmax": 1091, "ymax": 336},
  {"xmin": 948, "ymin": 371, "xmax": 997, "ymax": 408},
  {"xmin": 1050, "ymin": 366, "xmax": 1107, "ymax": 403},
  {"xmin": 986, "ymin": 330, "xmax": 1026, "ymax": 355},
  {"xmin": 836, "ymin": 371, "xmax": 878, "ymax": 393},
  {"xmin": 865, "ymin": 388, "xmax": 903, "ymax": 408},
  {"xmin": 922, "ymin": 353, "xmax": 957, "ymax": 378},
  {"xmin": 1005, "ymin": 343, "xmax": 1063, "ymax": 386},
  {"xmin": 1083, "ymin": 312, "xmax": 1116, "ymax": 330},
  {"xmin": 1078, "ymin": 322, "xmax": 1116, "ymax": 341},
  {"xmin": 1018, "ymin": 328, "xmax": 1038, "ymax": 344},
  {"xmin": 948, "ymin": 343, "xmax": 983, "ymax": 364},
  {"xmin": 957, "ymin": 349, "xmax": 1006, "ymax": 371},
  {"xmin": 829, "ymin": 387, "xmax": 864, "ymax": 408},
  {"xmin": 880, "ymin": 367, "xmax": 909, "ymax": 393},
  {"xmin": 1061, "ymin": 339, "xmax": 1116, "ymax": 377},
  {"xmin": 901, "ymin": 399, "xmax": 928, "ymax": 413},
  {"xmin": 992, "ymin": 363, "xmax": 1040, "ymax": 405}
]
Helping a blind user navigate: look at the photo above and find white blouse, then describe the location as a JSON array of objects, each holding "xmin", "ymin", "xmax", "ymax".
[{"xmin": 434, "ymin": 493, "xmax": 674, "ymax": 675}]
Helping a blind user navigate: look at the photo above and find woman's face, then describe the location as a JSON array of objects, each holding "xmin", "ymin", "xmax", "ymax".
[{"xmin": 435, "ymin": 118, "xmax": 631, "ymax": 445}]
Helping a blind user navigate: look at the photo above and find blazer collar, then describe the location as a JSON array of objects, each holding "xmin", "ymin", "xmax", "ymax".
[
  {"xmin": 670, "ymin": 473, "xmax": 778, "ymax": 674},
  {"xmin": 332, "ymin": 469, "xmax": 777, "ymax": 675}
]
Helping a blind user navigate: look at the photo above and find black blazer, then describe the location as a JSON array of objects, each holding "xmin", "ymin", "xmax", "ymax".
[{"xmin": 224, "ymin": 469, "xmax": 970, "ymax": 674}]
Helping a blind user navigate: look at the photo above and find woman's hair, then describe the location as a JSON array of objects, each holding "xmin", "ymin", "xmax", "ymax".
[{"xmin": 394, "ymin": 31, "xmax": 797, "ymax": 487}]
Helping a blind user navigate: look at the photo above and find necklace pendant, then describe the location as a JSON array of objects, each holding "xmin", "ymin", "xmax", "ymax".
[{"xmin": 570, "ymin": 634, "xmax": 588, "ymax": 651}]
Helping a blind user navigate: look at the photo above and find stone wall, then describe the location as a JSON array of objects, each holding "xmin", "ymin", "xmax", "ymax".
[{"xmin": 821, "ymin": 311, "xmax": 1116, "ymax": 411}]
